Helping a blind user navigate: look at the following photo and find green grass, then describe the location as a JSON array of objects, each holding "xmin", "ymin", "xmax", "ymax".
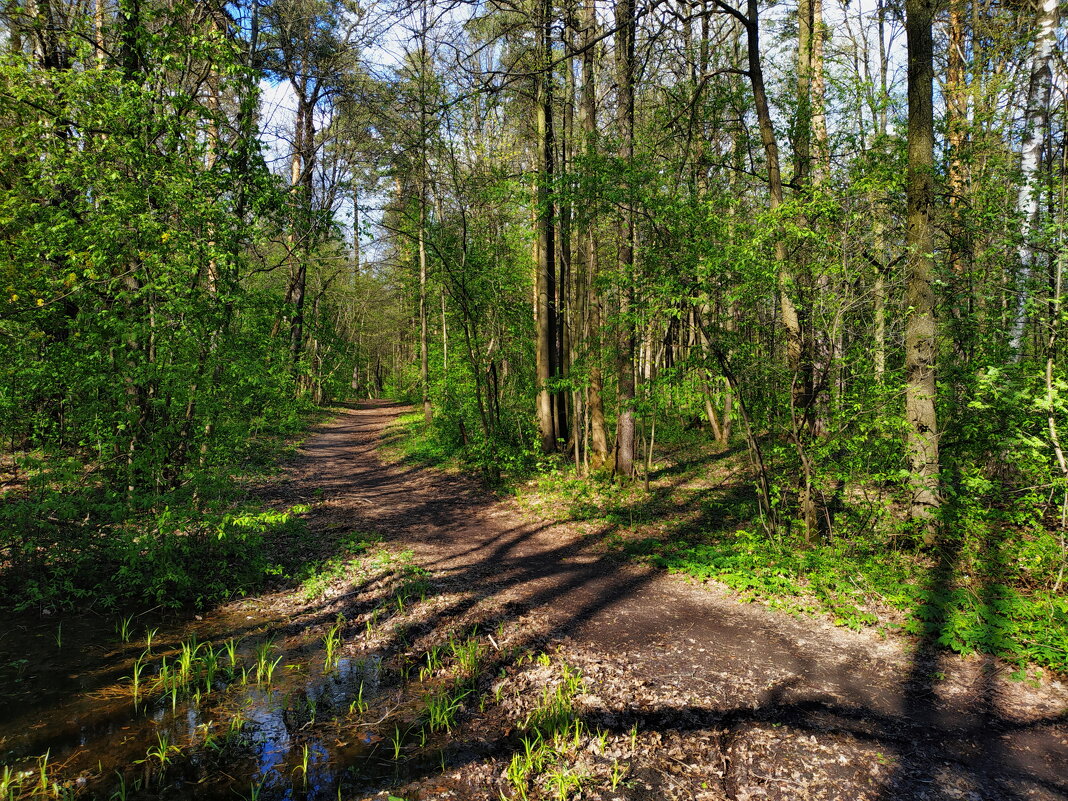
[
  {"xmin": 295, "ymin": 532, "xmax": 383, "ymax": 601},
  {"xmin": 381, "ymin": 412, "xmax": 461, "ymax": 467},
  {"xmin": 348, "ymin": 681, "xmax": 368, "ymax": 716},
  {"xmin": 379, "ymin": 411, "xmax": 540, "ymax": 482},
  {"xmin": 621, "ymin": 529, "xmax": 1068, "ymax": 673},
  {"xmin": 448, "ymin": 634, "xmax": 482, "ymax": 680},
  {"xmin": 423, "ymin": 686, "xmax": 470, "ymax": 733},
  {"xmin": 323, "ymin": 615, "xmax": 346, "ymax": 670},
  {"xmin": 0, "ymin": 405, "xmax": 328, "ymax": 615},
  {"xmin": 252, "ymin": 639, "xmax": 283, "ymax": 685},
  {"xmin": 136, "ymin": 733, "xmax": 180, "ymax": 769},
  {"xmin": 504, "ymin": 661, "xmax": 593, "ymax": 800}
]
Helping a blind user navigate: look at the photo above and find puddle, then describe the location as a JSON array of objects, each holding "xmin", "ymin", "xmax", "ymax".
[{"xmin": 0, "ymin": 605, "xmax": 412, "ymax": 799}]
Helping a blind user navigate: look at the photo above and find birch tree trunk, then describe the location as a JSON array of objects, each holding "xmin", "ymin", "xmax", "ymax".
[
  {"xmin": 352, "ymin": 184, "xmax": 360, "ymax": 284},
  {"xmin": 418, "ymin": 12, "xmax": 432, "ymax": 425},
  {"xmin": 419, "ymin": 189, "xmax": 431, "ymax": 424},
  {"xmin": 1009, "ymin": 0, "xmax": 1059, "ymax": 355}
]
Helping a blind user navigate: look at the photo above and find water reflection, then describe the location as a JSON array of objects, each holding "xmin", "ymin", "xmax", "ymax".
[{"xmin": 0, "ymin": 610, "xmax": 391, "ymax": 799}]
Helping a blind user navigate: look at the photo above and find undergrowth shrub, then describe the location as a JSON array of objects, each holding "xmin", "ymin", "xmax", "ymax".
[
  {"xmin": 624, "ymin": 523, "xmax": 1068, "ymax": 673},
  {"xmin": 0, "ymin": 497, "xmax": 310, "ymax": 613},
  {"xmin": 387, "ymin": 410, "xmax": 541, "ymax": 480},
  {"xmin": 0, "ymin": 406, "xmax": 324, "ymax": 614}
]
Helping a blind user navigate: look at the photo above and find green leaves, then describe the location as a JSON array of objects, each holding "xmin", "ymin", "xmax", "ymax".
[
  {"xmin": 619, "ymin": 517, "xmax": 1067, "ymax": 671},
  {"xmin": 0, "ymin": 10, "xmax": 362, "ymax": 614}
]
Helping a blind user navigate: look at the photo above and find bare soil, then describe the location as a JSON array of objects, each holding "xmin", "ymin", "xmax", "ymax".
[{"xmin": 270, "ymin": 400, "xmax": 1068, "ymax": 801}]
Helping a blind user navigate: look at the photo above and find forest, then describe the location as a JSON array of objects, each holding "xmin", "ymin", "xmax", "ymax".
[{"xmin": 1, "ymin": 0, "xmax": 1067, "ymax": 797}]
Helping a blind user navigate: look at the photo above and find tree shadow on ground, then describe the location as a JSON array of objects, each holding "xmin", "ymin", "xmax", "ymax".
[
  {"xmin": 241, "ymin": 401, "xmax": 1066, "ymax": 801},
  {"xmin": 871, "ymin": 503, "xmax": 1065, "ymax": 801}
]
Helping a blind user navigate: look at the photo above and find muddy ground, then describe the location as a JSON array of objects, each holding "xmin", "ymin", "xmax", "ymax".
[{"xmin": 261, "ymin": 401, "xmax": 1068, "ymax": 801}]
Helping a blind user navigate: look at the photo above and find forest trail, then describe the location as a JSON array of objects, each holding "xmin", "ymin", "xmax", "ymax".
[{"xmin": 275, "ymin": 401, "xmax": 1068, "ymax": 801}]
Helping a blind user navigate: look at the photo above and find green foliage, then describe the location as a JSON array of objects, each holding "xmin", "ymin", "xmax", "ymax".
[
  {"xmin": 622, "ymin": 526, "xmax": 1067, "ymax": 672},
  {"xmin": 385, "ymin": 410, "xmax": 541, "ymax": 481},
  {"xmin": 0, "ymin": 3, "xmax": 365, "ymax": 614},
  {"xmin": 0, "ymin": 497, "xmax": 311, "ymax": 613}
]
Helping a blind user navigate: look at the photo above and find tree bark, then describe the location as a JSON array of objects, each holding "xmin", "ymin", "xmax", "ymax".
[
  {"xmin": 557, "ymin": 38, "xmax": 571, "ymax": 447},
  {"xmin": 352, "ymin": 183, "xmax": 360, "ymax": 284},
  {"xmin": 731, "ymin": 0, "xmax": 806, "ymax": 534},
  {"xmin": 288, "ymin": 92, "xmax": 314, "ymax": 384},
  {"xmin": 419, "ymin": 187, "xmax": 431, "ymax": 424},
  {"xmin": 1009, "ymin": 0, "xmax": 1059, "ymax": 354},
  {"xmin": 581, "ymin": 0, "xmax": 609, "ymax": 468},
  {"xmin": 905, "ymin": 0, "xmax": 940, "ymax": 537},
  {"xmin": 94, "ymin": 0, "xmax": 104, "ymax": 67},
  {"xmin": 534, "ymin": 0, "xmax": 557, "ymax": 453},
  {"xmin": 793, "ymin": 0, "xmax": 827, "ymax": 539},
  {"xmin": 613, "ymin": 0, "xmax": 636, "ymax": 479},
  {"xmin": 418, "ymin": 12, "xmax": 432, "ymax": 424}
]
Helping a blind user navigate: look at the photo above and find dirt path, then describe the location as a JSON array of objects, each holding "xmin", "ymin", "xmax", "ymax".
[{"xmin": 279, "ymin": 401, "xmax": 1068, "ymax": 801}]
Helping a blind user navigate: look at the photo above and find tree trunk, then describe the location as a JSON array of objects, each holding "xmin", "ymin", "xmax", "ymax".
[
  {"xmin": 441, "ymin": 286, "xmax": 448, "ymax": 384},
  {"xmin": 741, "ymin": 0, "xmax": 801, "ymax": 374},
  {"xmin": 581, "ymin": 0, "xmax": 609, "ymax": 468},
  {"xmin": 873, "ymin": 258, "xmax": 887, "ymax": 381},
  {"xmin": 352, "ymin": 183, "xmax": 360, "ymax": 284},
  {"xmin": 905, "ymin": 0, "xmax": 940, "ymax": 538},
  {"xmin": 557, "ymin": 49, "xmax": 571, "ymax": 447},
  {"xmin": 871, "ymin": 0, "xmax": 891, "ymax": 384},
  {"xmin": 1009, "ymin": 0, "xmax": 1059, "ymax": 354},
  {"xmin": 943, "ymin": 0, "xmax": 974, "ymax": 362},
  {"xmin": 419, "ymin": 188, "xmax": 432, "ymax": 425},
  {"xmin": 795, "ymin": 0, "xmax": 814, "ymax": 185},
  {"xmin": 793, "ymin": 0, "xmax": 827, "ymax": 540},
  {"xmin": 809, "ymin": 0, "xmax": 828, "ymax": 183},
  {"xmin": 534, "ymin": 0, "xmax": 557, "ymax": 453},
  {"xmin": 94, "ymin": 0, "xmax": 104, "ymax": 66},
  {"xmin": 418, "ymin": 14, "xmax": 432, "ymax": 425},
  {"xmin": 613, "ymin": 0, "xmax": 636, "ymax": 479},
  {"xmin": 739, "ymin": 0, "xmax": 807, "ymax": 535}
]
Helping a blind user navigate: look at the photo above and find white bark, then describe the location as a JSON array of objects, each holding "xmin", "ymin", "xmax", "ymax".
[{"xmin": 1010, "ymin": 0, "xmax": 1059, "ymax": 354}]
